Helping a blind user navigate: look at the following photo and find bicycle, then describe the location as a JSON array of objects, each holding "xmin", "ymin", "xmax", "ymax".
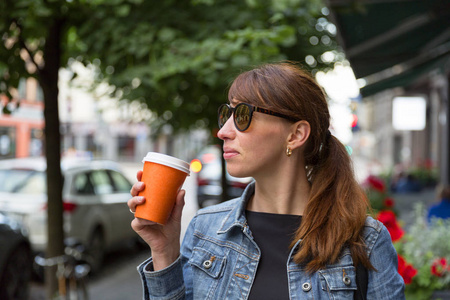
[{"xmin": 35, "ymin": 239, "xmax": 91, "ymax": 300}]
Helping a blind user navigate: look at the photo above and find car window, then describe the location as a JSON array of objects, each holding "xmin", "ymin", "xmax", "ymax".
[
  {"xmin": 73, "ymin": 172, "xmax": 95, "ymax": 195},
  {"xmin": 108, "ymin": 170, "xmax": 132, "ymax": 192},
  {"xmin": 90, "ymin": 170, "xmax": 113, "ymax": 195},
  {"xmin": 0, "ymin": 169, "xmax": 33, "ymax": 192},
  {"xmin": 0, "ymin": 169, "xmax": 45, "ymax": 194},
  {"xmin": 17, "ymin": 172, "xmax": 46, "ymax": 194}
]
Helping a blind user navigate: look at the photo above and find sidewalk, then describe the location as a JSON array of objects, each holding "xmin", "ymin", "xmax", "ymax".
[{"xmin": 394, "ymin": 188, "xmax": 438, "ymax": 229}]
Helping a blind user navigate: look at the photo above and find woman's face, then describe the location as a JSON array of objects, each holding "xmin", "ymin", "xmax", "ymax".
[{"xmin": 217, "ymin": 99, "xmax": 292, "ymax": 179}]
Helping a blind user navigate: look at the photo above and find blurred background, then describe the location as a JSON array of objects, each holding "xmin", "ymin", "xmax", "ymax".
[{"xmin": 0, "ymin": 0, "xmax": 449, "ymax": 299}]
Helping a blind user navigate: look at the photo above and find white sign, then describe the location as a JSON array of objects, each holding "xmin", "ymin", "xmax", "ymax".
[{"xmin": 392, "ymin": 96, "xmax": 426, "ymax": 131}]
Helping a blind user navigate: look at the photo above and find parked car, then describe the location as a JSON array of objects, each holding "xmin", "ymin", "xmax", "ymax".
[
  {"xmin": 195, "ymin": 145, "xmax": 253, "ymax": 208},
  {"xmin": 0, "ymin": 212, "xmax": 32, "ymax": 300},
  {"xmin": 0, "ymin": 157, "xmax": 137, "ymax": 274}
]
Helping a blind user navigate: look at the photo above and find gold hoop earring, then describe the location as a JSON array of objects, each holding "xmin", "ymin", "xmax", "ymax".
[{"xmin": 286, "ymin": 147, "xmax": 292, "ymax": 157}]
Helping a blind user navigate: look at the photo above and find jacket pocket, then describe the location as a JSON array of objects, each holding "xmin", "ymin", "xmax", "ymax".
[
  {"xmin": 319, "ymin": 266, "xmax": 357, "ymax": 299},
  {"xmin": 189, "ymin": 247, "xmax": 226, "ymax": 279}
]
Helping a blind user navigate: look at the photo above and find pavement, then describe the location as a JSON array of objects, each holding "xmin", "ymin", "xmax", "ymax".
[
  {"xmin": 29, "ymin": 246, "xmax": 150, "ymax": 300},
  {"xmin": 393, "ymin": 188, "xmax": 438, "ymax": 229}
]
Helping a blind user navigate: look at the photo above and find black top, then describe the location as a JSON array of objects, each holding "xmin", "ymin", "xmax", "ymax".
[{"xmin": 246, "ymin": 210, "xmax": 302, "ymax": 300}]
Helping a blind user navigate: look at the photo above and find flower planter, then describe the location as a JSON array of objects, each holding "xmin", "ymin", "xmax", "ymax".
[{"xmin": 432, "ymin": 290, "xmax": 450, "ymax": 299}]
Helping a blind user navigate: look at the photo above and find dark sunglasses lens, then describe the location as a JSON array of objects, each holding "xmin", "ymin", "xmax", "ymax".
[
  {"xmin": 218, "ymin": 105, "xmax": 230, "ymax": 128},
  {"xmin": 235, "ymin": 104, "xmax": 251, "ymax": 131}
]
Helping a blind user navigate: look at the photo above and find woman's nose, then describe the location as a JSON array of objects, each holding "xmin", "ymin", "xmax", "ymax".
[{"xmin": 217, "ymin": 117, "xmax": 235, "ymax": 140}]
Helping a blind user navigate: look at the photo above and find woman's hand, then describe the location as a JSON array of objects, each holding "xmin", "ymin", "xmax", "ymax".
[{"xmin": 128, "ymin": 170, "xmax": 185, "ymax": 271}]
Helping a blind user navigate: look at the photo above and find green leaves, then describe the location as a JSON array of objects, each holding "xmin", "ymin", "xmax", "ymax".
[{"xmin": 1, "ymin": 0, "xmax": 339, "ymax": 133}]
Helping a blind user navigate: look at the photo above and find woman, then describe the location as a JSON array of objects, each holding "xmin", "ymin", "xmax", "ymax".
[{"xmin": 128, "ymin": 62, "xmax": 405, "ymax": 299}]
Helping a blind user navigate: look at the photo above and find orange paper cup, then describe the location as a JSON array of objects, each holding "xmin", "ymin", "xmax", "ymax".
[{"xmin": 135, "ymin": 152, "xmax": 190, "ymax": 224}]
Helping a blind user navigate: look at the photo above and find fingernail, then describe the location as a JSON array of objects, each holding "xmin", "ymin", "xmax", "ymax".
[
  {"xmin": 137, "ymin": 196, "xmax": 144, "ymax": 203},
  {"xmin": 137, "ymin": 182, "xmax": 144, "ymax": 189}
]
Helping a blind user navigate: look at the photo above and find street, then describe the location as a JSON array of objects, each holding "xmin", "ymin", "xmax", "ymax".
[
  {"xmin": 29, "ymin": 166, "xmax": 199, "ymax": 300},
  {"xmin": 29, "ymin": 244, "xmax": 150, "ymax": 300}
]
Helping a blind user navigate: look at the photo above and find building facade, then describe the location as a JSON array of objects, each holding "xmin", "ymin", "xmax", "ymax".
[{"xmin": 0, "ymin": 67, "xmax": 210, "ymax": 163}]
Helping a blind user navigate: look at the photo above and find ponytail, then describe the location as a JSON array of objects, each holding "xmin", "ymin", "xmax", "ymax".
[{"xmin": 291, "ymin": 134, "xmax": 374, "ymax": 272}]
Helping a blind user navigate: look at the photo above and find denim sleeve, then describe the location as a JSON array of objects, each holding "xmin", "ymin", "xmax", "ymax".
[
  {"xmin": 137, "ymin": 256, "xmax": 185, "ymax": 300},
  {"xmin": 180, "ymin": 215, "xmax": 196, "ymax": 298},
  {"xmin": 137, "ymin": 216, "xmax": 198, "ymax": 300},
  {"xmin": 366, "ymin": 223, "xmax": 405, "ymax": 300}
]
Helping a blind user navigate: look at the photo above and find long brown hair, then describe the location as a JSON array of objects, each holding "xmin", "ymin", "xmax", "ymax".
[{"xmin": 228, "ymin": 62, "xmax": 373, "ymax": 272}]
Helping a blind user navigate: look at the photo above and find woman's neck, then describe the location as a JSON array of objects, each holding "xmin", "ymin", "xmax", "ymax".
[{"xmin": 247, "ymin": 165, "xmax": 310, "ymax": 215}]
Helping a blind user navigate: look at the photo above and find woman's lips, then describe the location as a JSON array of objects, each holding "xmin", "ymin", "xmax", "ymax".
[{"xmin": 223, "ymin": 148, "xmax": 239, "ymax": 159}]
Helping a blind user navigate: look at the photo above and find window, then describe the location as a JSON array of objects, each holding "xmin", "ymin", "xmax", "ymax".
[
  {"xmin": 36, "ymin": 84, "xmax": 44, "ymax": 102},
  {"xmin": 108, "ymin": 170, "xmax": 132, "ymax": 192},
  {"xmin": 30, "ymin": 129, "xmax": 44, "ymax": 157},
  {"xmin": 0, "ymin": 169, "xmax": 36, "ymax": 193},
  {"xmin": 118, "ymin": 136, "xmax": 135, "ymax": 159},
  {"xmin": 86, "ymin": 134, "xmax": 101, "ymax": 157},
  {"xmin": 18, "ymin": 78, "xmax": 27, "ymax": 100},
  {"xmin": 18, "ymin": 172, "xmax": 46, "ymax": 194},
  {"xmin": 90, "ymin": 170, "xmax": 113, "ymax": 195},
  {"xmin": 0, "ymin": 127, "xmax": 16, "ymax": 159},
  {"xmin": 73, "ymin": 173, "xmax": 95, "ymax": 195}
]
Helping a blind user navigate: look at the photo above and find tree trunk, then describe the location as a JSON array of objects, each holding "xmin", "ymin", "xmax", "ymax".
[{"xmin": 40, "ymin": 18, "xmax": 65, "ymax": 299}]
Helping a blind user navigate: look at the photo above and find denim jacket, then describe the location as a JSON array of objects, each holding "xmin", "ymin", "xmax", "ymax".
[{"xmin": 138, "ymin": 182, "xmax": 405, "ymax": 299}]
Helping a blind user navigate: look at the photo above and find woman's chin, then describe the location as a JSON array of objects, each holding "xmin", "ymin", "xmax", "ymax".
[{"xmin": 228, "ymin": 169, "xmax": 253, "ymax": 179}]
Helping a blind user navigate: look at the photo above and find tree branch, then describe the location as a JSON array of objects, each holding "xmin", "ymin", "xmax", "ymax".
[{"xmin": 12, "ymin": 18, "xmax": 43, "ymax": 74}]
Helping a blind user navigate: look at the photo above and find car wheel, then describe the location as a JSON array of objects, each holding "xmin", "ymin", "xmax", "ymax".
[
  {"xmin": 0, "ymin": 244, "xmax": 32, "ymax": 300},
  {"xmin": 88, "ymin": 228, "xmax": 105, "ymax": 274}
]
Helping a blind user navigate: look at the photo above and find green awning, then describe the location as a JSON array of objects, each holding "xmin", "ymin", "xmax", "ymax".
[{"xmin": 327, "ymin": 0, "xmax": 450, "ymax": 97}]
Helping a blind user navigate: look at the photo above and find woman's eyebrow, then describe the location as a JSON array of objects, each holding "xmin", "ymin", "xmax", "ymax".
[{"xmin": 229, "ymin": 98, "xmax": 240, "ymax": 105}]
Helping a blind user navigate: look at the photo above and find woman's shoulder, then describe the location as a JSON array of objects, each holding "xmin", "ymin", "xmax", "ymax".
[
  {"xmin": 196, "ymin": 197, "xmax": 242, "ymax": 216},
  {"xmin": 185, "ymin": 197, "xmax": 243, "ymax": 239},
  {"xmin": 361, "ymin": 215, "xmax": 393, "ymax": 256},
  {"xmin": 363, "ymin": 215, "xmax": 384, "ymax": 232}
]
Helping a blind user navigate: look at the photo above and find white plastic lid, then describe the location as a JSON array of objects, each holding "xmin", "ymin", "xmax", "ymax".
[{"xmin": 142, "ymin": 152, "xmax": 190, "ymax": 175}]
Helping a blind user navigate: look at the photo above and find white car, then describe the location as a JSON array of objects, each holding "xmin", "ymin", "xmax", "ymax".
[{"xmin": 0, "ymin": 157, "xmax": 137, "ymax": 273}]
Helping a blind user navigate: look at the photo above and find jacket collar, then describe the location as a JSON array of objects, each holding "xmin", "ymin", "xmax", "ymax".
[{"xmin": 217, "ymin": 181, "xmax": 255, "ymax": 234}]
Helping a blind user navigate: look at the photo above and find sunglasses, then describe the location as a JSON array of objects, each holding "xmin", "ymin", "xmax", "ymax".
[{"xmin": 218, "ymin": 103, "xmax": 298, "ymax": 132}]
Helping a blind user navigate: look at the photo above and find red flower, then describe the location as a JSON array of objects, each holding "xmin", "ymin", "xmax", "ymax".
[
  {"xmin": 398, "ymin": 255, "xmax": 417, "ymax": 284},
  {"xmin": 431, "ymin": 258, "xmax": 449, "ymax": 277},
  {"xmin": 423, "ymin": 159, "xmax": 434, "ymax": 170},
  {"xmin": 366, "ymin": 175, "xmax": 385, "ymax": 192},
  {"xmin": 377, "ymin": 210, "xmax": 404, "ymax": 241},
  {"xmin": 383, "ymin": 197, "xmax": 395, "ymax": 208}
]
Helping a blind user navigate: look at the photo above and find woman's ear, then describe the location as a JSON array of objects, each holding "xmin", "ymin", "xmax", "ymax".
[{"xmin": 287, "ymin": 120, "xmax": 311, "ymax": 151}]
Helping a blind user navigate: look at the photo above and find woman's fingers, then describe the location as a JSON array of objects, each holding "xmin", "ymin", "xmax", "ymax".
[
  {"xmin": 131, "ymin": 217, "xmax": 158, "ymax": 227},
  {"xmin": 170, "ymin": 189, "xmax": 186, "ymax": 223},
  {"xmin": 129, "ymin": 170, "xmax": 145, "ymax": 197},
  {"xmin": 129, "ymin": 171, "xmax": 145, "ymax": 212},
  {"xmin": 136, "ymin": 170, "xmax": 143, "ymax": 181},
  {"xmin": 130, "ymin": 181, "xmax": 145, "ymax": 197},
  {"xmin": 127, "ymin": 196, "xmax": 145, "ymax": 212}
]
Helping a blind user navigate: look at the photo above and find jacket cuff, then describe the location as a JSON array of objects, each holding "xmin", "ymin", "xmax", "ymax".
[{"xmin": 138, "ymin": 256, "xmax": 185, "ymax": 300}]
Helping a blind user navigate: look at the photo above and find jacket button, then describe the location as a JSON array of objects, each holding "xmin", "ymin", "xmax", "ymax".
[
  {"xmin": 203, "ymin": 260, "xmax": 213, "ymax": 269},
  {"xmin": 301, "ymin": 282, "xmax": 312, "ymax": 292},
  {"xmin": 343, "ymin": 276, "xmax": 351, "ymax": 285}
]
